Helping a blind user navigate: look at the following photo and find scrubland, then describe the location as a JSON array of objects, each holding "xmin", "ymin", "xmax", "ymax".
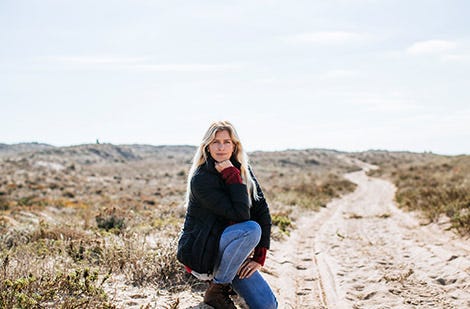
[
  {"xmin": 1, "ymin": 145, "xmax": 468, "ymax": 308},
  {"xmin": 0, "ymin": 145, "xmax": 358, "ymax": 308},
  {"xmin": 352, "ymin": 151, "xmax": 470, "ymax": 234}
]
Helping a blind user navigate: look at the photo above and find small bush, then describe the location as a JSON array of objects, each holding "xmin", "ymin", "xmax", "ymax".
[
  {"xmin": 271, "ymin": 213, "xmax": 292, "ymax": 235},
  {"xmin": 96, "ymin": 208, "xmax": 125, "ymax": 232},
  {"xmin": 0, "ymin": 196, "xmax": 9, "ymax": 211},
  {"xmin": 17, "ymin": 196, "xmax": 36, "ymax": 207}
]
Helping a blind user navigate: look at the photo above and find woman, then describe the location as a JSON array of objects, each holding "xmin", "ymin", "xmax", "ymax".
[{"xmin": 177, "ymin": 121, "xmax": 277, "ymax": 309}]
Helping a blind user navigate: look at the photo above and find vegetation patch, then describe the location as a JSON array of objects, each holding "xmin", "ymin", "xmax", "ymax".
[
  {"xmin": 269, "ymin": 173, "xmax": 356, "ymax": 210},
  {"xmin": 271, "ymin": 212, "xmax": 293, "ymax": 236},
  {"xmin": 0, "ymin": 146, "xmax": 363, "ymax": 306},
  {"xmin": 96, "ymin": 208, "xmax": 126, "ymax": 233},
  {"xmin": 356, "ymin": 152, "xmax": 470, "ymax": 235},
  {"xmin": 0, "ymin": 266, "xmax": 113, "ymax": 308}
]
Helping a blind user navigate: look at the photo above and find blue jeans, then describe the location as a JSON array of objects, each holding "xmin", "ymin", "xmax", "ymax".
[{"xmin": 213, "ymin": 221, "xmax": 278, "ymax": 309}]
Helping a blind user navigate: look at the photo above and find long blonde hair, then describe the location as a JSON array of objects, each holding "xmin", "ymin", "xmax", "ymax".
[{"xmin": 185, "ymin": 120, "xmax": 259, "ymax": 206}]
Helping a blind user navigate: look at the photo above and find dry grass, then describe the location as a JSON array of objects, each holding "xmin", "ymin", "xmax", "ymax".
[
  {"xmin": 0, "ymin": 145, "xmax": 358, "ymax": 307},
  {"xmin": 250, "ymin": 150, "xmax": 358, "ymax": 229},
  {"xmin": 353, "ymin": 151, "xmax": 470, "ymax": 234}
]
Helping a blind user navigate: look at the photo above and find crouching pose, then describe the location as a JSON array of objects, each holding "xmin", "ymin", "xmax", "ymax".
[{"xmin": 177, "ymin": 121, "xmax": 277, "ymax": 309}]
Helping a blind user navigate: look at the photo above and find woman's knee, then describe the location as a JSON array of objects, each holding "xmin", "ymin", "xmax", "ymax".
[
  {"xmin": 243, "ymin": 220, "xmax": 261, "ymax": 232},
  {"xmin": 243, "ymin": 220, "xmax": 261, "ymax": 243},
  {"xmin": 221, "ymin": 220, "xmax": 261, "ymax": 247}
]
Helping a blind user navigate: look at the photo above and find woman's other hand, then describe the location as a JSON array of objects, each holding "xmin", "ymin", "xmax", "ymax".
[
  {"xmin": 215, "ymin": 159, "xmax": 233, "ymax": 173},
  {"xmin": 237, "ymin": 258, "xmax": 261, "ymax": 279}
]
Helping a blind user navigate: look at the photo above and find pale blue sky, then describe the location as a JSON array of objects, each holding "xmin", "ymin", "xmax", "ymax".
[{"xmin": 1, "ymin": 0, "xmax": 469, "ymax": 155}]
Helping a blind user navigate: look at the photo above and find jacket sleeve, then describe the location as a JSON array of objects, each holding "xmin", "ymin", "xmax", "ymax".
[
  {"xmin": 249, "ymin": 167, "xmax": 272, "ymax": 249},
  {"xmin": 191, "ymin": 172, "xmax": 250, "ymax": 222}
]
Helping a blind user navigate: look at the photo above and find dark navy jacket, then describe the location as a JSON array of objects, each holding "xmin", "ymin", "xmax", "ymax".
[{"xmin": 177, "ymin": 157, "xmax": 272, "ymax": 274}]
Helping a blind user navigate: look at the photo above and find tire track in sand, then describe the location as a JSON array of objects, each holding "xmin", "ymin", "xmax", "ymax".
[
  {"xmin": 263, "ymin": 184, "xmax": 345, "ymax": 308},
  {"xmin": 266, "ymin": 164, "xmax": 470, "ymax": 308}
]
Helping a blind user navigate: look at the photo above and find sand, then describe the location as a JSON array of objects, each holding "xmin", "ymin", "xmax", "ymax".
[{"xmin": 106, "ymin": 163, "xmax": 470, "ymax": 308}]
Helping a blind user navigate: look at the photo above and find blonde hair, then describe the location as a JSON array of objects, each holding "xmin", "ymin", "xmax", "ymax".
[{"xmin": 185, "ymin": 120, "xmax": 259, "ymax": 206}]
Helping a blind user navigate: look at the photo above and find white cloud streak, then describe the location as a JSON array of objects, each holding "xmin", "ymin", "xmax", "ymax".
[
  {"xmin": 406, "ymin": 40, "xmax": 457, "ymax": 55},
  {"xmin": 131, "ymin": 63, "xmax": 241, "ymax": 72},
  {"xmin": 53, "ymin": 56, "xmax": 148, "ymax": 64},
  {"xmin": 286, "ymin": 31, "xmax": 370, "ymax": 44},
  {"xmin": 48, "ymin": 56, "xmax": 241, "ymax": 72},
  {"xmin": 322, "ymin": 69, "xmax": 360, "ymax": 79},
  {"xmin": 442, "ymin": 53, "xmax": 470, "ymax": 62},
  {"xmin": 347, "ymin": 93, "xmax": 422, "ymax": 112}
]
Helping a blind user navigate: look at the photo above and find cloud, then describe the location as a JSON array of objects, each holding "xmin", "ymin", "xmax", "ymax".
[
  {"xmin": 323, "ymin": 69, "xmax": 360, "ymax": 79},
  {"xmin": 286, "ymin": 31, "xmax": 370, "ymax": 44},
  {"xmin": 442, "ymin": 53, "xmax": 470, "ymax": 62},
  {"xmin": 53, "ymin": 56, "xmax": 147, "ymax": 64},
  {"xmin": 406, "ymin": 40, "xmax": 457, "ymax": 55},
  {"xmin": 48, "ymin": 56, "xmax": 241, "ymax": 72},
  {"xmin": 347, "ymin": 93, "xmax": 422, "ymax": 112},
  {"xmin": 132, "ymin": 63, "xmax": 241, "ymax": 72}
]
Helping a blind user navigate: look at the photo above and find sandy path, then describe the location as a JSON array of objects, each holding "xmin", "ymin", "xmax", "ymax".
[
  {"xmin": 106, "ymin": 166, "xmax": 470, "ymax": 308},
  {"xmin": 265, "ymin": 166, "xmax": 470, "ymax": 308}
]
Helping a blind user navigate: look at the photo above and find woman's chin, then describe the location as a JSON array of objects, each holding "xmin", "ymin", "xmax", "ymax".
[{"xmin": 215, "ymin": 157, "xmax": 229, "ymax": 162}]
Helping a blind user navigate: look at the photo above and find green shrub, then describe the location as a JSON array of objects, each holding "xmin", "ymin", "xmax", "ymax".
[
  {"xmin": 0, "ymin": 267, "xmax": 113, "ymax": 308},
  {"xmin": 271, "ymin": 213, "xmax": 292, "ymax": 235}
]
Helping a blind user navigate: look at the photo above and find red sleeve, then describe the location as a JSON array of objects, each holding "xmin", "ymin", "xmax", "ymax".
[
  {"xmin": 252, "ymin": 247, "xmax": 267, "ymax": 266},
  {"xmin": 220, "ymin": 166, "xmax": 243, "ymax": 184}
]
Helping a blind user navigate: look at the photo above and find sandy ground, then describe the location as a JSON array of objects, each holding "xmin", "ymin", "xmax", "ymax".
[
  {"xmin": 106, "ymin": 164, "xmax": 470, "ymax": 308},
  {"xmin": 265, "ymin": 164, "xmax": 470, "ymax": 309}
]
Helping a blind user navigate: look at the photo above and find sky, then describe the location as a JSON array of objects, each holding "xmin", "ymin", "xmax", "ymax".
[{"xmin": 1, "ymin": 0, "xmax": 469, "ymax": 155}]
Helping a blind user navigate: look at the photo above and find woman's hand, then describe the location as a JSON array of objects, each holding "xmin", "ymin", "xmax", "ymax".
[
  {"xmin": 215, "ymin": 159, "xmax": 233, "ymax": 173},
  {"xmin": 237, "ymin": 258, "xmax": 261, "ymax": 279}
]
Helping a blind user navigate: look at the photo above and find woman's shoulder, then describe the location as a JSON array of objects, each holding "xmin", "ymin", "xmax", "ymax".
[
  {"xmin": 193, "ymin": 163, "xmax": 212, "ymax": 176},
  {"xmin": 191, "ymin": 165, "xmax": 219, "ymax": 184}
]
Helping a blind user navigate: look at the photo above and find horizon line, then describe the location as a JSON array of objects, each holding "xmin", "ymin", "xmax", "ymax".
[{"xmin": 1, "ymin": 141, "xmax": 467, "ymax": 157}]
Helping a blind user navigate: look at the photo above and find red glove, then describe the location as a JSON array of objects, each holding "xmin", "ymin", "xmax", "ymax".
[{"xmin": 220, "ymin": 166, "xmax": 243, "ymax": 184}]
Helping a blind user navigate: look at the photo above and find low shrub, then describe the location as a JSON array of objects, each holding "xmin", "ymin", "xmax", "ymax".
[
  {"xmin": 96, "ymin": 208, "xmax": 126, "ymax": 233},
  {"xmin": 0, "ymin": 262, "xmax": 113, "ymax": 308},
  {"xmin": 361, "ymin": 153, "xmax": 470, "ymax": 235},
  {"xmin": 271, "ymin": 213, "xmax": 293, "ymax": 235},
  {"xmin": 269, "ymin": 173, "xmax": 356, "ymax": 210}
]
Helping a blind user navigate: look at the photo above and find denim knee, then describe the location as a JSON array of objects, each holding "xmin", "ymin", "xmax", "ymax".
[{"xmin": 242, "ymin": 220, "xmax": 261, "ymax": 245}]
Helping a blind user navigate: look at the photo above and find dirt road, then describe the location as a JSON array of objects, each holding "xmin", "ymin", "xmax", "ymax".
[{"xmin": 264, "ymin": 166, "xmax": 470, "ymax": 308}]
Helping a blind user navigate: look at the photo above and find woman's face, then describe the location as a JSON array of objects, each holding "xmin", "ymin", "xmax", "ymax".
[{"xmin": 208, "ymin": 130, "xmax": 235, "ymax": 162}]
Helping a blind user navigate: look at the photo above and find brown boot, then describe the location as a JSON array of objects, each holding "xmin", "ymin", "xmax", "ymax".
[{"xmin": 203, "ymin": 282, "xmax": 237, "ymax": 309}]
